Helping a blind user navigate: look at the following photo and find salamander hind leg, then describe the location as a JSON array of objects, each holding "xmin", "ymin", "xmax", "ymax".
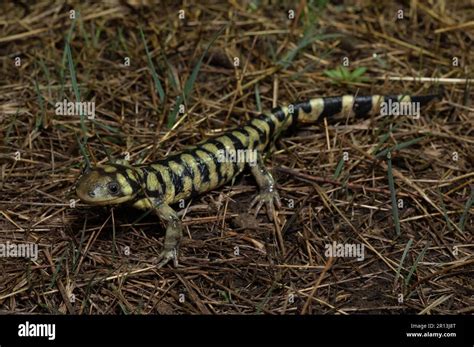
[
  {"xmin": 153, "ymin": 201, "xmax": 183, "ymax": 268},
  {"xmin": 248, "ymin": 153, "xmax": 282, "ymax": 221}
]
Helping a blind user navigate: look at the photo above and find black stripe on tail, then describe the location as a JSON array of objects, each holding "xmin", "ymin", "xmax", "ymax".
[{"xmin": 295, "ymin": 91, "xmax": 442, "ymax": 124}]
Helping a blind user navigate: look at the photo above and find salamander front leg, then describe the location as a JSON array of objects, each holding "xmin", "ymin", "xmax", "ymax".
[
  {"xmin": 153, "ymin": 202, "xmax": 182, "ymax": 268},
  {"xmin": 248, "ymin": 153, "xmax": 282, "ymax": 221}
]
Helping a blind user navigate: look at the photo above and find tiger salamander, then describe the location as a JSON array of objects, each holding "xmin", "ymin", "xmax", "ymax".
[{"xmin": 76, "ymin": 93, "xmax": 439, "ymax": 267}]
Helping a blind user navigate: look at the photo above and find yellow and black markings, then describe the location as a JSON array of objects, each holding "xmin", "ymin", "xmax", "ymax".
[{"xmin": 75, "ymin": 92, "xmax": 440, "ymax": 267}]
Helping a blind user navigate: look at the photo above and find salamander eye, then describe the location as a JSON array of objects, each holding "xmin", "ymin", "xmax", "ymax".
[{"xmin": 107, "ymin": 182, "xmax": 120, "ymax": 195}]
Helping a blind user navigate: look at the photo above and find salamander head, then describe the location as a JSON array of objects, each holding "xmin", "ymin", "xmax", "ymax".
[{"xmin": 76, "ymin": 164, "xmax": 139, "ymax": 205}]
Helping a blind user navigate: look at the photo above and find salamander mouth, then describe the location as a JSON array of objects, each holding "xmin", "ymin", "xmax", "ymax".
[
  {"xmin": 77, "ymin": 194, "xmax": 132, "ymax": 205},
  {"xmin": 76, "ymin": 189, "xmax": 132, "ymax": 205},
  {"xmin": 76, "ymin": 184, "xmax": 134, "ymax": 205}
]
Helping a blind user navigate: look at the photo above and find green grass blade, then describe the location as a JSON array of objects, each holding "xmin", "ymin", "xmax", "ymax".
[
  {"xmin": 393, "ymin": 136, "xmax": 426, "ymax": 151},
  {"xmin": 290, "ymin": 61, "xmax": 316, "ymax": 80},
  {"xmin": 405, "ymin": 243, "xmax": 428, "ymax": 288},
  {"xmin": 93, "ymin": 23, "xmax": 102, "ymax": 47},
  {"xmin": 59, "ymin": 17, "xmax": 77, "ymax": 101},
  {"xmin": 65, "ymin": 41, "xmax": 89, "ymax": 140},
  {"xmin": 387, "ymin": 151, "xmax": 401, "ymax": 236},
  {"xmin": 168, "ymin": 25, "xmax": 227, "ymax": 128},
  {"xmin": 183, "ymin": 25, "xmax": 226, "ymax": 99},
  {"xmin": 266, "ymin": 38, "xmax": 277, "ymax": 62},
  {"xmin": 458, "ymin": 187, "xmax": 473, "ymax": 232},
  {"xmin": 65, "ymin": 42, "xmax": 80, "ymax": 101},
  {"xmin": 95, "ymin": 132, "xmax": 114, "ymax": 162},
  {"xmin": 168, "ymin": 95, "xmax": 184, "ymax": 129},
  {"xmin": 140, "ymin": 27, "xmax": 165, "ymax": 103},
  {"xmin": 76, "ymin": 135, "xmax": 91, "ymax": 169},
  {"xmin": 38, "ymin": 57, "xmax": 52, "ymax": 101},
  {"xmin": 162, "ymin": 53, "xmax": 179, "ymax": 93},
  {"xmin": 90, "ymin": 118, "xmax": 120, "ymax": 133},
  {"xmin": 323, "ymin": 69, "xmax": 339, "ymax": 79},
  {"xmin": 111, "ymin": 208, "xmax": 117, "ymax": 260},
  {"xmin": 74, "ymin": 218, "xmax": 87, "ymax": 270},
  {"xmin": 278, "ymin": 32, "xmax": 340, "ymax": 69},
  {"xmin": 394, "ymin": 238, "xmax": 413, "ymax": 286},
  {"xmin": 324, "ymin": 66, "xmax": 368, "ymax": 83},
  {"xmin": 371, "ymin": 123, "xmax": 401, "ymax": 155},
  {"xmin": 255, "ymin": 84, "xmax": 262, "ymax": 113},
  {"xmin": 437, "ymin": 188, "xmax": 454, "ymax": 232},
  {"xmin": 256, "ymin": 282, "xmax": 276, "ymax": 314},
  {"xmin": 340, "ymin": 67, "xmax": 350, "ymax": 80},
  {"xmin": 333, "ymin": 156, "xmax": 345, "ymax": 179},
  {"xmin": 48, "ymin": 249, "xmax": 68, "ymax": 289},
  {"xmin": 33, "ymin": 77, "xmax": 45, "ymax": 129},
  {"xmin": 351, "ymin": 67, "xmax": 367, "ymax": 78},
  {"xmin": 371, "ymin": 132, "xmax": 391, "ymax": 155},
  {"xmin": 118, "ymin": 27, "xmax": 130, "ymax": 55},
  {"xmin": 78, "ymin": 14, "xmax": 90, "ymax": 48},
  {"xmin": 376, "ymin": 136, "xmax": 426, "ymax": 158}
]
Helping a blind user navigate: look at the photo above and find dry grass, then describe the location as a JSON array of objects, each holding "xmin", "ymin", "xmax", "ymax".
[{"xmin": 0, "ymin": 0, "xmax": 472, "ymax": 315}]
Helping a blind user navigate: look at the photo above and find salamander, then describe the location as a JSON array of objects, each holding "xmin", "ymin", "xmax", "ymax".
[{"xmin": 75, "ymin": 93, "xmax": 440, "ymax": 267}]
